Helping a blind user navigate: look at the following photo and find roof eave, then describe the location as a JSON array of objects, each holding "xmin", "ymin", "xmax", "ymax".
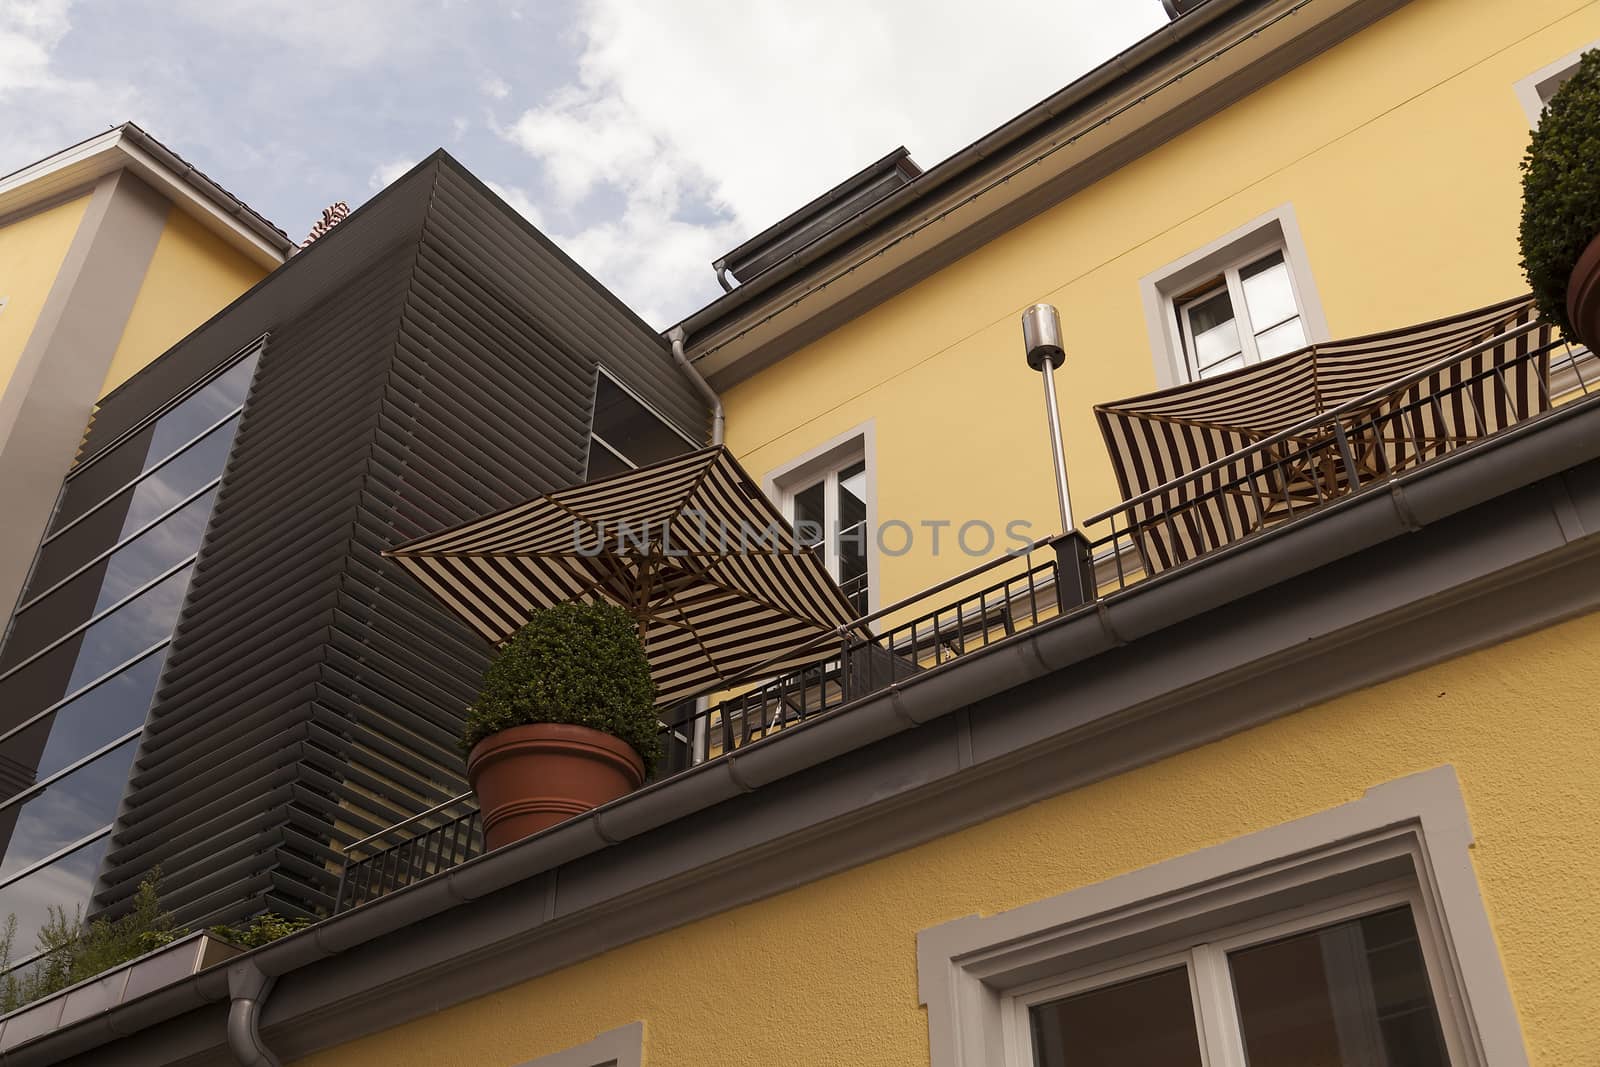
[{"xmin": 0, "ymin": 124, "xmax": 293, "ymax": 270}]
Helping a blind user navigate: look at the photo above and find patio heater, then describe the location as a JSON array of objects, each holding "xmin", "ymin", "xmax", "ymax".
[{"xmin": 1021, "ymin": 303, "xmax": 1098, "ymax": 608}]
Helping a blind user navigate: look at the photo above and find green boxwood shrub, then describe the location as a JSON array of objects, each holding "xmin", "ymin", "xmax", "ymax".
[
  {"xmin": 211, "ymin": 912, "xmax": 312, "ymax": 949},
  {"xmin": 462, "ymin": 601, "xmax": 661, "ymax": 768},
  {"xmin": 1519, "ymin": 48, "xmax": 1600, "ymax": 338}
]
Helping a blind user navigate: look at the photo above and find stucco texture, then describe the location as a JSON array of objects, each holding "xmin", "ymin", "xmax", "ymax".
[
  {"xmin": 100, "ymin": 206, "xmax": 266, "ymax": 395},
  {"xmin": 722, "ymin": 0, "xmax": 1600, "ymax": 610},
  {"xmin": 297, "ymin": 604, "xmax": 1600, "ymax": 1066},
  {"xmin": 0, "ymin": 195, "xmax": 90, "ymax": 401}
]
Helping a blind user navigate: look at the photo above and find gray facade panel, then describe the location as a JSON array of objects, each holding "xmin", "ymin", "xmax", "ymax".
[{"xmin": 84, "ymin": 155, "xmax": 708, "ymax": 930}]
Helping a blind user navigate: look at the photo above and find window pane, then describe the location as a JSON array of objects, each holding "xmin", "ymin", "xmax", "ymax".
[
  {"xmin": 1198, "ymin": 352, "xmax": 1248, "ymax": 380},
  {"xmin": 64, "ymin": 564, "xmax": 193, "ymax": 694},
  {"xmin": 586, "ymin": 438, "xmax": 631, "ymax": 481},
  {"xmin": 0, "ymin": 739, "xmax": 137, "ymax": 881},
  {"xmin": 141, "ymin": 349, "xmax": 258, "ymax": 470},
  {"xmin": 592, "ymin": 376, "xmax": 691, "ymax": 469},
  {"xmin": 1029, "ymin": 966, "xmax": 1204, "ymax": 1067},
  {"xmin": 1229, "ymin": 905, "xmax": 1451, "ymax": 1067},
  {"xmin": 0, "ymin": 834, "xmax": 109, "ymax": 962},
  {"xmin": 1255, "ymin": 317, "xmax": 1308, "ymax": 361},
  {"xmin": 118, "ymin": 418, "xmax": 237, "ymax": 540},
  {"xmin": 91, "ymin": 488, "xmax": 215, "ymax": 614},
  {"xmin": 3, "ymin": 648, "xmax": 166, "ymax": 786},
  {"xmin": 1184, "ymin": 289, "xmax": 1242, "ymax": 370},
  {"xmin": 793, "ymin": 480, "xmax": 826, "ymax": 550},
  {"xmin": 1240, "ymin": 251, "xmax": 1299, "ymax": 332}
]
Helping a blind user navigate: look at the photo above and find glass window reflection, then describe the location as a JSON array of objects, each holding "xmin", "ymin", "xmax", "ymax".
[
  {"xmin": 0, "ymin": 738, "xmax": 137, "ymax": 881},
  {"xmin": 0, "ymin": 836, "xmax": 109, "ymax": 962},
  {"xmin": 140, "ymin": 350, "xmax": 258, "ymax": 472},
  {"xmin": 64, "ymin": 564, "xmax": 193, "ymax": 695},
  {"xmin": 2, "ymin": 650, "xmax": 165, "ymax": 785}
]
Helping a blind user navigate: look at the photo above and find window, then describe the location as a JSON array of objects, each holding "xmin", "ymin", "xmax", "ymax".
[
  {"xmin": 1175, "ymin": 249, "xmax": 1308, "ymax": 379},
  {"xmin": 1016, "ymin": 893, "xmax": 1451, "ymax": 1067},
  {"xmin": 0, "ymin": 338, "xmax": 262, "ymax": 963},
  {"xmin": 586, "ymin": 369, "xmax": 698, "ymax": 479},
  {"xmin": 768, "ymin": 428, "xmax": 874, "ymax": 618},
  {"xmin": 1514, "ymin": 43, "xmax": 1599, "ymax": 125},
  {"xmin": 919, "ymin": 767, "xmax": 1527, "ymax": 1067},
  {"xmin": 1142, "ymin": 207, "xmax": 1328, "ymax": 388}
]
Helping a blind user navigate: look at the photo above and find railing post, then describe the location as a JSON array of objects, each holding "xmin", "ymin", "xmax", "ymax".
[
  {"xmin": 1049, "ymin": 531, "xmax": 1097, "ymax": 610},
  {"xmin": 1331, "ymin": 421, "xmax": 1362, "ymax": 491},
  {"xmin": 333, "ymin": 851, "xmax": 351, "ymax": 914}
]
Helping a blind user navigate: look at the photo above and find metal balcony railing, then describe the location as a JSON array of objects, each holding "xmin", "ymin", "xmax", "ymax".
[
  {"xmin": 334, "ymin": 793, "xmax": 481, "ymax": 913},
  {"xmin": 1080, "ymin": 328, "xmax": 1590, "ymax": 592},
  {"xmin": 333, "ymin": 322, "xmax": 1592, "ymax": 914}
]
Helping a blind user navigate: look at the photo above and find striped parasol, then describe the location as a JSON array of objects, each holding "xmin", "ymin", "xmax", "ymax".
[
  {"xmin": 1095, "ymin": 295, "xmax": 1555, "ymax": 574},
  {"xmin": 384, "ymin": 447, "xmax": 862, "ymax": 706}
]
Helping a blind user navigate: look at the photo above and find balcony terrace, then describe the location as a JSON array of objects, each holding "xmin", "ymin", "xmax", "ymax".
[{"xmin": 334, "ymin": 311, "xmax": 1591, "ymax": 915}]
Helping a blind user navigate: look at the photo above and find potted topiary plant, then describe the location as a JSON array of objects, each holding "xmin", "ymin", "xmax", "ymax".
[
  {"xmin": 1520, "ymin": 48, "xmax": 1600, "ymax": 347},
  {"xmin": 462, "ymin": 601, "xmax": 661, "ymax": 850}
]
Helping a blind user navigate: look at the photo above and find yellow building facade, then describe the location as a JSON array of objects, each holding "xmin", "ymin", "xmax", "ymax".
[
  {"xmin": 716, "ymin": 0, "xmax": 1600, "ymax": 606},
  {"xmin": 0, "ymin": 124, "xmax": 288, "ymax": 621},
  {"xmin": 10, "ymin": 2, "xmax": 1596, "ymax": 1065},
  {"xmin": 293, "ymin": 1, "xmax": 1599, "ymax": 1064}
]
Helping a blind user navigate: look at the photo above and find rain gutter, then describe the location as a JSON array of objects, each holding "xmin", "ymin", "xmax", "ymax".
[
  {"xmin": 668, "ymin": 326, "xmax": 724, "ymax": 445},
  {"xmin": 13, "ymin": 392, "xmax": 1600, "ymax": 1066}
]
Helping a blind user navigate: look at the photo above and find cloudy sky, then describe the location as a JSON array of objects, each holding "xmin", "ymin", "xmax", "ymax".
[{"xmin": 2, "ymin": 0, "xmax": 1169, "ymax": 326}]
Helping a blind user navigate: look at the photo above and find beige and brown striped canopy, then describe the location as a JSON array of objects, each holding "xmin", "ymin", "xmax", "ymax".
[
  {"xmin": 1095, "ymin": 296, "xmax": 1555, "ymax": 575},
  {"xmin": 385, "ymin": 447, "xmax": 861, "ymax": 706}
]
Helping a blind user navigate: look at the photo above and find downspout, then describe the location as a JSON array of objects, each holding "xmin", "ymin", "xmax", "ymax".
[
  {"xmin": 227, "ymin": 959, "xmax": 280, "ymax": 1067},
  {"xmin": 668, "ymin": 326, "xmax": 724, "ymax": 446}
]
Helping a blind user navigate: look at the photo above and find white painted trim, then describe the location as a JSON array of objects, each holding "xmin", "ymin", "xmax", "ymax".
[
  {"xmin": 510, "ymin": 1022, "xmax": 643, "ymax": 1067},
  {"xmin": 0, "ymin": 127, "xmax": 287, "ymax": 269},
  {"xmin": 917, "ymin": 766, "xmax": 1526, "ymax": 1067},
  {"xmin": 761, "ymin": 420, "xmax": 879, "ymax": 614},
  {"xmin": 1139, "ymin": 204, "xmax": 1329, "ymax": 389},
  {"xmin": 1513, "ymin": 39, "xmax": 1600, "ymax": 126}
]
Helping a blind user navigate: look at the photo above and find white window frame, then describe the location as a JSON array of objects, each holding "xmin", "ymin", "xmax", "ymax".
[
  {"xmin": 1141, "ymin": 205, "xmax": 1329, "ymax": 389},
  {"xmin": 763, "ymin": 420, "xmax": 877, "ymax": 616},
  {"xmin": 917, "ymin": 766, "xmax": 1527, "ymax": 1067},
  {"xmin": 1513, "ymin": 40, "xmax": 1600, "ymax": 126},
  {"xmin": 1000, "ymin": 880, "xmax": 1460, "ymax": 1067},
  {"xmin": 511, "ymin": 1021, "xmax": 643, "ymax": 1067},
  {"xmin": 1174, "ymin": 248, "xmax": 1305, "ymax": 380}
]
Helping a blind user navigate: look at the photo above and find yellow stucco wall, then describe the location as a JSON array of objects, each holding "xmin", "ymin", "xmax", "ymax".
[
  {"xmin": 297, "ymin": 604, "xmax": 1600, "ymax": 1067},
  {"xmin": 723, "ymin": 0, "xmax": 1600, "ymax": 608},
  {"xmin": 101, "ymin": 206, "xmax": 267, "ymax": 394},
  {"xmin": 0, "ymin": 195, "xmax": 91, "ymax": 400}
]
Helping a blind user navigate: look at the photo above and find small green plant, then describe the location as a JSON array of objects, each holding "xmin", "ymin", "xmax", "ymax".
[
  {"xmin": 0, "ymin": 870, "xmax": 177, "ymax": 1014},
  {"xmin": 462, "ymin": 601, "xmax": 660, "ymax": 768},
  {"xmin": 211, "ymin": 912, "xmax": 312, "ymax": 949},
  {"xmin": 1519, "ymin": 48, "xmax": 1600, "ymax": 338}
]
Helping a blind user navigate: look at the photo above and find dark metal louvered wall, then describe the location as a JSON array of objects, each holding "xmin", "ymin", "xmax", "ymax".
[{"xmin": 91, "ymin": 155, "xmax": 708, "ymax": 927}]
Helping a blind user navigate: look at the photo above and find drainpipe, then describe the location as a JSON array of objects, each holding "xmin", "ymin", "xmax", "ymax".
[
  {"xmin": 227, "ymin": 959, "xmax": 280, "ymax": 1067},
  {"xmin": 668, "ymin": 326, "xmax": 725, "ymax": 446}
]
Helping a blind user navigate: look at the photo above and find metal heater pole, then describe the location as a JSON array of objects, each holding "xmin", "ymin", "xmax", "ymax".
[
  {"xmin": 1020, "ymin": 302, "xmax": 1096, "ymax": 608},
  {"xmin": 1039, "ymin": 357, "xmax": 1073, "ymax": 534}
]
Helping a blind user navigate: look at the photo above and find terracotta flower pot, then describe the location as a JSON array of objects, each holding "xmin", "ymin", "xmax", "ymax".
[
  {"xmin": 467, "ymin": 723, "xmax": 646, "ymax": 851},
  {"xmin": 1567, "ymin": 230, "xmax": 1600, "ymax": 349}
]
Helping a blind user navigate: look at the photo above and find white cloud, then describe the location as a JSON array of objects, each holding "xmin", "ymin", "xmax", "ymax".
[
  {"xmin": 481, "ymin": 75, "xmax": 510, "ymax": 100},
  {"xmin": 497, "ymin": 0, "xmax": 1168, "ymax": 327},
  {"xmin": 484, "ymin": 180, "xmax": 545, "ymax": 229},
  {"xmin": 0, "ymin": 1, "xmax": 141, "ymax": 166},
  {"xmin": 369, "ymin": 157, "xmax": 418, "ymax": 191}
]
